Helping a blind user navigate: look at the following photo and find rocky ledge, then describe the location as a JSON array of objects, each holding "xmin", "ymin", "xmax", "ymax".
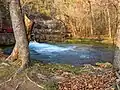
[{"xmin": 0, "ymin": 33, "xmax": 15, "ymax": 45}]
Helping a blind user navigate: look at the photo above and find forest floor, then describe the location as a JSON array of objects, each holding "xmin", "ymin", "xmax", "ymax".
[{"xmin": 0, "ymin": 53, "xmax": 117, "ymax": 90}]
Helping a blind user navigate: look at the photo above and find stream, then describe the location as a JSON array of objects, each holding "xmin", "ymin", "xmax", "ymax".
[{"xmin": 3, "ymin": 41, "xmax": 114, "ymax": 66}]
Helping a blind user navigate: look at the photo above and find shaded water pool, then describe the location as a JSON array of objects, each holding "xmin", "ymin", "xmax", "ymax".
[{"xmin": 3, "ymin": 41, "xmax": 115, "ymax": 66}]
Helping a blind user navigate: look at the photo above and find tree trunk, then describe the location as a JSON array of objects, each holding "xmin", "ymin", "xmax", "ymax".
[
  {"xmin": 6, "ymin": 0, "xmax": 30, "ymax": 70},
  {"xmin": 88, "ymin": 0, "xmax": 94, "ymax": 36},
  {"xmin": 106, "ymin": 1, "xmax": 112, "ymax": 39},
  {"xmin": 0, "ymin": 11, "xmax": 2, "ymax": 31},
  {"xmin": 114, "ymin": 0, "xmax": 120, "ymax": 70}
]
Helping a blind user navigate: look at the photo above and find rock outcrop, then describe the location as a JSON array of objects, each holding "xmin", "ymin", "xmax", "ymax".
[
  {"xmin": 0, "ymin": 33, "xmax": 15, "ymax": 45},
  {"xmin": 31, "ymin": 20, "xmax": 71, "ymax": 42},
  {"xmin": 0, "ymin": 11, "xmax": 72, "ymax": 45}
]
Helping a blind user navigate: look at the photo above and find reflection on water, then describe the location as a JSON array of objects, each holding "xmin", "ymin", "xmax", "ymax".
[{"xmin": 3, "ymin": 41, "xmax": 114, "ymax": 66}]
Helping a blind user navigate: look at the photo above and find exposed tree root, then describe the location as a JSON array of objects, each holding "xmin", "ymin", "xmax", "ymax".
[
  {"xmin": 15, "ymin": 82, "xmax": 22, "ymax": 90},
  {"xmin": 26, "ymin": 73, "xmax": 45, "ymax": 89},
  {"xmin": 15, "ymin": 80, "xmax": 26, "ymax": 90},
  {"xmin": 5, "ymin": 44, "xmax": 18, "ymax": 62},
  {"xmin": 0, "ymin": 71, "xmax": 19, "ymax": 86},
  {"xmin": 15, "ymin": 62, "xmax": 29, "ymax": 75},
  {"xmin": 0, "ymin": 76, "xmax": 13, "ymax": 86},
  {"xmin": 15, "ymin": 67, "xmax": 25, "ymax": 75},
  {"xmin": 116, "ymin": 84, "xmax": 120, "ymax": 90}
]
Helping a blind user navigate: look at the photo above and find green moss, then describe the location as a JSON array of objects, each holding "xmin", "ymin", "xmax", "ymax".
[
  {"xmin": 45, "ymin": 81, "xmax": 58, "ymax": 90},
  {"xmin": 65, "ymin": 38, "xmax": 115, "ymax": 50},
  {"xmin": 65, "ymin": 39, "xmax": 82, "ymax": 44},
  {"xmin": 0, "ymin": 64, "xmax": 17, "ymax": 80},
  {"xmin": 30, "ymin": 61, "xmax": 92, "ymax": 75}
]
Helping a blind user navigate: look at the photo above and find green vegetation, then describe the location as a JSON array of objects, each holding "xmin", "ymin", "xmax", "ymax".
[
  {"xmin": 65, "ymin": 38, "xmax": 115, "ymax": 49},
  {"xmin": 0, "ymin": 60, "xmax": 113, "ymax": 90},
  {"xmin": 0, "ymin": 61, "xmax": 83, "ymax": 89},
  {"xmin": 30, "ymin": 61, "xmax": 93, "ymax": 75}
]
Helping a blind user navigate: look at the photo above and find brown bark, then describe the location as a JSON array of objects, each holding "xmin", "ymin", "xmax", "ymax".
[
  {"xmin": 6, "ymin": 15, "xmax": 34, "ymax": 62},
  {"xmin": 6, "ymin": 0, "xmax": 30, "ymax": 70},
  {"xmin": 0, "ymin": 11, "xmax": 2, "ymax": 30}
]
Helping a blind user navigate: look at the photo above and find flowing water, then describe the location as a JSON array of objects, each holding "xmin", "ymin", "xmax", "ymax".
[{"xmin": 3, "ymin": 41, "xmax": 114, "ymax": 66}]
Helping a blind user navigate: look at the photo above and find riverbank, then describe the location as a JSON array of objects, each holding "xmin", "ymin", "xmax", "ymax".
[
  {"xmin": 64, "ymin": 38, "xmax": 116, "ymax": 50},
  {"xmin": 0, "ymin": 58, "xmax": 116, "ymax": 90},
  {"xmin": 0, "ymin": 35, "xmax": 115, "ymax": 49}
]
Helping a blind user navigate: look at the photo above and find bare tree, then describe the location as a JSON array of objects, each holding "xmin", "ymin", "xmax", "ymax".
[
  {"xmin": 106, "ymin": 0, "xmax": 112, "ymax": 39},
  {"xmin": 6, "ymin": 0, "xmax": 30, "ymax": 71},
  {"xmin": 88, "ymin": 0, "xmax": 94, "ymax": 36}
]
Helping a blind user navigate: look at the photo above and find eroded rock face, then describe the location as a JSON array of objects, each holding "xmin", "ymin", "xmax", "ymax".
[
  {"xmin": 0, "ymin": 33, "xmax": 15, "ymax": 45},
  {"xmin": 31, "ymin": 20, "xmax": 72, "ymax": 42}
]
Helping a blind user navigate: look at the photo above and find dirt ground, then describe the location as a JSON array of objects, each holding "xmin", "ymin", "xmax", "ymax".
[{"xmin": 0, "ymin": 53, "xmax": 117, "ymax": 90}]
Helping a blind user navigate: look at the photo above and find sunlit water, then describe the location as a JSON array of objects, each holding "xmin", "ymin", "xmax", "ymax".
[{"xmin": 3, "ymin": 41, "xmax": 114, "ymax": 66}]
